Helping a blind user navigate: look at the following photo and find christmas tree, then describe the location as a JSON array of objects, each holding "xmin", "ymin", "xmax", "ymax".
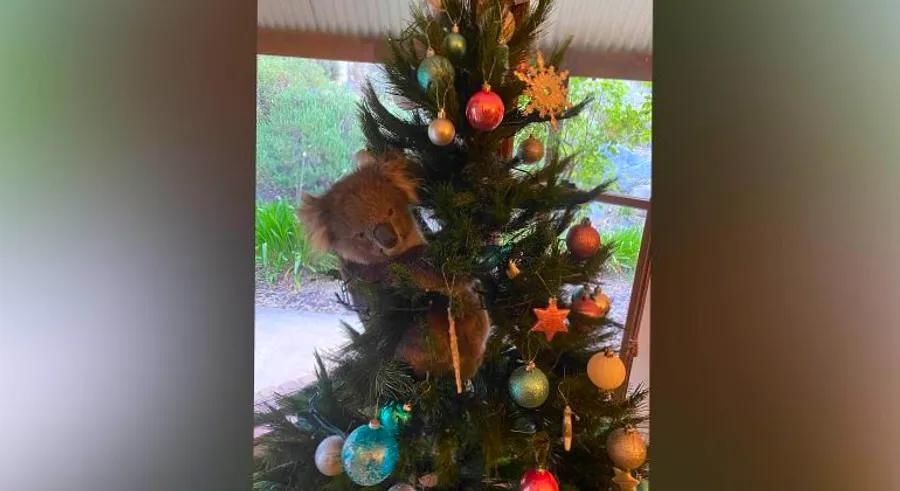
[{"xmin": 254, "ymin": 1, "xmax": 648, "ymax": 489}]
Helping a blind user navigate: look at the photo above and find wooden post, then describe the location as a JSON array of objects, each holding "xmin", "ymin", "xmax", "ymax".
[
  {"xmin": 615, "ymin": 211, "xmax": 652, "ymax": 402},
  {"xmin": 498, "ymin": 0, "xmax": 528, "ymax": 160}
]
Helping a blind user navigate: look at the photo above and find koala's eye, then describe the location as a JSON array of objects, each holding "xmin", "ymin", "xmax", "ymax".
[
  {"xmin": 357, "ymin": 232, "xmax": 365, "ymax": 239},
  {"xmin": 387, "ymin": 208, "xmax": 395, "ymax": 217}
]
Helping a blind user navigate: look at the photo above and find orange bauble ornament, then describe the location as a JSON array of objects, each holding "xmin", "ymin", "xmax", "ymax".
[
  {"xmin": 466, "ymin": 84, "xmax": 505, "ymax": 131},
  {"xmin": 566, "ymin": 218, "xmax": 601, "ymax": 258}
]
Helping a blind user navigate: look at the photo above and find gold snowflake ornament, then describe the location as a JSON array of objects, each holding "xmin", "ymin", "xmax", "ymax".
[{"xmin": 515, "ymin": 52, "xmax": 571, "ymax": 129}]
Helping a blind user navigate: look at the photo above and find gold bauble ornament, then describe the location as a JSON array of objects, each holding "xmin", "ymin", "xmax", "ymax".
[
  {"xmin": 606, "ymin": 426, "xmax": 647, "ymax": 471},
  {"xmin": 518, "ymin": 134, "xmax": 545, "ymax": 163},
  {"xmin": 428, "ymin": 109, "xmax": 456, "ymax": 146},
  {"xmin": 587, "ymin": 349, "xmax": 626, "ymax": 391}
]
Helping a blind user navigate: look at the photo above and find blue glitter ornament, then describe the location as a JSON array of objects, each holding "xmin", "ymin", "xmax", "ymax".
[
  {"xmin": 417, "ymin": 48, "xmax": 455, "ymax": 91},
  {"xmin": 508, "ymin": 362, "xmax": 550, "ymax": 408},
  {"xmin": 379, "ymin": 401, "xmax": 413, "ymax": 435},
  {"xmin": 341, "ymin": 420, "xmax": 399, "ymax": 486}
]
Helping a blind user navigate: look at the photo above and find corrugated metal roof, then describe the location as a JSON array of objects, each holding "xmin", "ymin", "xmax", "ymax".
[{"xmin": 258, "ymin": 0, "xmax": 652, "ymax": 55}]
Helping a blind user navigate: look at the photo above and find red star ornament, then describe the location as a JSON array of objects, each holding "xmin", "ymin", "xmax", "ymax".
[{"xmin": 531, "ymin": 298, "xmax": 570, "ymax": 341}]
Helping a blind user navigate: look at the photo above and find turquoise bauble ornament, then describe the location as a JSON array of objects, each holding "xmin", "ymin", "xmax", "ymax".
[
  {"xmin": 442, "ymin": 24, "xmax": 466, "ymax": 62},
  {"xmin": 379, "ymin": 401, "xmax": 413, "ymax": 435},
  {"xmin": 341, "ymin": 420, "xmax": 399, "ymax": 486},
  {"xmin": 417, "ymin": 48, "xmax": 455, "ymax": 91},
  {"xmin": 508, "ymin": 362, "xmax": 550, "ymax": 408}
]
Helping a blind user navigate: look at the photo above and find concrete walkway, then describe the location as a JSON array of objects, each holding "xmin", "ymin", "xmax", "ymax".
[{"xmin": 254, "ymin": 307, "xmax": 358, "ymax": 404}]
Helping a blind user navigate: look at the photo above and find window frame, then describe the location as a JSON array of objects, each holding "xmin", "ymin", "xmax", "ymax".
[{"xmin": 594, "ymin": 192, "xmax": 651, "ymax": 399}]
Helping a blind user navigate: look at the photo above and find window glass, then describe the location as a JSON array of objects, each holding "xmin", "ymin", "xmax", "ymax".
[
  {"xmin": 563, "ymin": 79, "xmax": 651, "ymax": 199},
  {"xmin": 254, "ymin": 55, "xmax": 652, "ymax": 404},
  {"xmin": 588, "ymin": 203, "xmax": 647, "ymax": 333}
]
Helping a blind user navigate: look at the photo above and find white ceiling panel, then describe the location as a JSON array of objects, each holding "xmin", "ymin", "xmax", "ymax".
[{"xmin": 258, "ymin": 0, "xmax": 652, "ymax": 55}]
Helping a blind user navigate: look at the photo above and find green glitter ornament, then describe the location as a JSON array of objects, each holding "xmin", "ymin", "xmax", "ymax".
[
  {"xmin": 442, "ymin": 24, "xmax": 466, "ymax": 62},
  {"xmin": 508, "ymin": 361, "xmax": 549, "ymax": 408}
]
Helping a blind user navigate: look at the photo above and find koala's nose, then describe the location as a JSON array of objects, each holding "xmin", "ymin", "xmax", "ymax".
[{"xmin": 373, "ymin": 222, "xmax": 398, "ymax": 249}]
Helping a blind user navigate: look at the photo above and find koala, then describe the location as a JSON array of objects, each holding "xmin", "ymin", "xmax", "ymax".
[{"xmin": 299, "ymin": 153, "xmax": 490, "ymax": 380}]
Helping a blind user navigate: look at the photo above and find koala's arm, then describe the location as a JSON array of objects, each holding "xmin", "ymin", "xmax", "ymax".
[{"xmin": 384, "ymin": 246, "xmax": 475, "ymax": 297}]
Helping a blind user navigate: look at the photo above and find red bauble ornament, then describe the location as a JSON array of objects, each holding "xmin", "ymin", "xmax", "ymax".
[
  {"xmin": 466, "ymin": 83, "xmax": 505, "ymax": 131},
  {"xmin": 566, "ymin": 218, "xmax": 601, "ymax": 259},
  {"xmin": 520, "ymin": 468, "xmax": 560, "ymax": 491}
]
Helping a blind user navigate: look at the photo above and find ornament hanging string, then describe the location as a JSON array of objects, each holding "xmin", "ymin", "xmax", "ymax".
[
  {"xmin": 480, "ymin": 37, "xmax": 499, "ymax": 90},
  {"xmin": 425, "ymin": 20, "xmax": 435, "ymax": 51},
  {"xmin": 520, "ymin": 333, "xmax": 539, "ymax": 369},
  {"xmin": 535, "ymin": 272, "xmax": 554, "ymax": 298},
  {"xmin": 308, "ymin": 393, "xmax": 346, "ymax": 437},
  {"xmin": 435, "ymin": 78, "xmax": 451, "ymax": 115},
  {"xmin": 444, "ymin": 3, "xmax": 462, "ymax": 29}
]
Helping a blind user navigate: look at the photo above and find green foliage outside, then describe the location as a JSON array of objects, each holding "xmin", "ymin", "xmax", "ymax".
[
  {"xmin": 606, "ymin": 224, "xmax": 643, "ymax": 271},
  {"xmin": 257, "ymin": 56, "xmax": 365, "ymax": 201},
  {"xmin": 515, "ymin": 77, "xmax": 652, "ymax": 191},
  {"xmin": 255, "ymin": 199, "xmax": 337, "ymax": 287},
  {"xmin": 256, "ymin": 56, "xmax": 651, "ymax": 283}
]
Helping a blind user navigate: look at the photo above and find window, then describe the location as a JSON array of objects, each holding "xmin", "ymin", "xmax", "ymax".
[{"xmin": 254, "ymin": 56, "xmax": 652, "ymax": 406}]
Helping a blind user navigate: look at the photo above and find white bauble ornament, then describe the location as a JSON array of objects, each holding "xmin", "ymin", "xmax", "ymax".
[
  {"xmin": 587, "ymin": 349, "xmax": 627, "ymax": 391},
  {"xmin": 314, "ymin": 435, "xmax": 344, "ymax": 476},
  {"xmin": 389, "ymin": 483, "xmax": 416, "ymax": 491}
]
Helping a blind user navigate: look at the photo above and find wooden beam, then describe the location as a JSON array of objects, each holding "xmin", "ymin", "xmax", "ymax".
[
  {"xmin": 564, "ymin": 48, "xmax": 652, "ymax": 82},
  {"xmin": 258, "ymin": 28, "xmax": 652, "ymax": 81},
  {"xmin": 257, "ymin": 28, "xmax": 388, "ymax": 64},
  {"xmin": 596, "ymin": 192, "xmax": 651, "ymax": 210}
]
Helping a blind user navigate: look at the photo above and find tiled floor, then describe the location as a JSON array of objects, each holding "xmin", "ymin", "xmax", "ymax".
[{"xmin": 254, "ymin": 307, "xmax": 358, "ymax": 404}]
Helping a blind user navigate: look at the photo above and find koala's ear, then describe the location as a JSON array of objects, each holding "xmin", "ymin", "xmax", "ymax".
[
  {"xmin": 298, "ymin": 193, "xmax": 331, "ymax": 251},
  {"xmin": 380, "ymin": 158, "xmax": 419, "ymax": 204}
]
